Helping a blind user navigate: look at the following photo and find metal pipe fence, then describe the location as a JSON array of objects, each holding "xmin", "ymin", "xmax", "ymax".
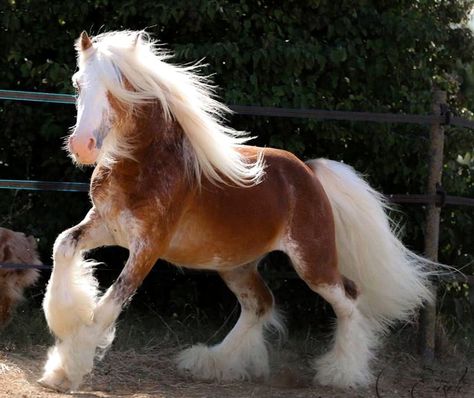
[{"xmin": 1, "ymin": 88, "xmax": 473, "ymax": 359}]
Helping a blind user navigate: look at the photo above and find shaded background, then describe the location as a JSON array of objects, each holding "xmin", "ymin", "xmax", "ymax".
[{"xmin": 1, "ymin": 0, "xmax": 474, "ymax": 330}]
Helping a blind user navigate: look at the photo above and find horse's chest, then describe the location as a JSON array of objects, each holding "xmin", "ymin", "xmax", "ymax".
[{"xmin": 94, "ymin": 199, "xmax": 132, "ymax": 248}]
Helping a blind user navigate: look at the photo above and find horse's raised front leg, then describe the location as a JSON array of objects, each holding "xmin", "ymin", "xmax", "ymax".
[
  {"xmin": 39, "ymin": 208, "xmax": 115, "ymax": 391},
  {"xmin": 40, "ymin": 235, "xmax": 159, "ymax": 392},
  {"xmin": 177, "ymin": 262, "xmax": 285, "ymax": 381},
  {"xmin": 42, "ymin": 208, "xmax": 115, "ymax": 341}
]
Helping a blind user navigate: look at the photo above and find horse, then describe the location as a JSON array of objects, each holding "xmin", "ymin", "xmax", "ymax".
[
  {"xmin": 0, "ymin": 227, "xmax": 40, "ymax": 327},
  {"xmin": 38, "ymin": 30, "xmax": 433, "ymax": 392}
]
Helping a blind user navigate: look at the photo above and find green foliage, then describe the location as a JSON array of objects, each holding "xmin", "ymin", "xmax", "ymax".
[{"xmin": 1, "ymin": 1, "xmax": 474, "ymax": 320}]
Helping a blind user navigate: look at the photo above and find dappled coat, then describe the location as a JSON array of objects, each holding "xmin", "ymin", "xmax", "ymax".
[{"xmin": 0, "ymin": 227, "xmax": 41, "ymax": 327}]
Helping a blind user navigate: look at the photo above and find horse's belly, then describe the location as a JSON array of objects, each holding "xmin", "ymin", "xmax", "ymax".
[
  {"xmin": 162, "ymin": 158, "xmax": 295, "ymax": 269},
  {"xmin": 164, "ymin": 201, "xmax": 284, "ymax": 269},
  {"xmin": 163, "ymin": 218, "xmax": 282, "ymax": 270}
]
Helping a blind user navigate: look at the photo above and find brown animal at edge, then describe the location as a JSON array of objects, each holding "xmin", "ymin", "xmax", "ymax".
[{"xmin": 0, "ymin": 227, "xmax": 41, "ymax": 327}]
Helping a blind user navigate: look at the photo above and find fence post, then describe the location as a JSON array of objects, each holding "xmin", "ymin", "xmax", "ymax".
[{"xmin": 419, "ymin": 89, "xmax": 446, "ymax": 362}]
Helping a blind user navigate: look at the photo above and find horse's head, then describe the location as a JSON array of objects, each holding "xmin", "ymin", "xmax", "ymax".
[
  {"xmin": 68, "ymin": 32, "xmax": 115, "ymax": 165},
  {"xmin": 66, "ymin": 30, "xmax": 264, "ymax": 186}
]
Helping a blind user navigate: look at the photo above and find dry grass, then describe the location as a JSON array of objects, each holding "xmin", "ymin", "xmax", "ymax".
[{"xmin": 1, "ymin": 304, "xmax": 473, "ymax": 398}]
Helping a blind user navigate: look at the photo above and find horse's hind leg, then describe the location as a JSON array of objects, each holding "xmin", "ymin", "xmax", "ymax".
[
  {"xmin": 286, "ymin": 240, "xmax": 376, "ymax": 388},
  {"xmin": 177, "ymin": 261, "xmax": 284, "ymax": 381},
  {"xmin": 311, "ymin": 281, "xmax": 377, "ymax": 387}
]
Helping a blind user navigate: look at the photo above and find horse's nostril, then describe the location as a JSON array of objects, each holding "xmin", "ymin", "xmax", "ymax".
[{"xmin": 87, "ymin": 138, "xmax": 96, "ymax": 151}]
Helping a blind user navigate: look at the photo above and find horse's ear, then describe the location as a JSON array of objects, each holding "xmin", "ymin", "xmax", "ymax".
[
  {"xmin": 132, "ymin": 32, "xmax": 141, "ymax": 48},
  {"xmin": 78, "ymin": 31, "xmax": 93, "ymax": 51}
]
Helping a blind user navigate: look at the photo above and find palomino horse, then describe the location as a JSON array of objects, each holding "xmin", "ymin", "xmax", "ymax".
[
  {"xmin": 0, "ymin": 227, "xmax": 40, "ymax": 327},
  {"xmin": 39, "ymin": 31, "xmax": 433, "ymax": 392}
]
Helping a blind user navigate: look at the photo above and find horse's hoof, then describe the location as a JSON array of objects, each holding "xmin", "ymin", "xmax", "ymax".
[
  {"xmin": 177, "ymin": 343, "xmax": 269, "ymax": 381},
  {"xmin": 37, "ymin": 369, "xmax": 72, "ymax": 393}
]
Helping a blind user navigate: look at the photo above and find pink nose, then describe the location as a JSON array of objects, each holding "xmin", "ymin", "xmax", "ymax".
[{"xmin": 68, "ymin": 134, "xmax": 98, "ymax": 164}]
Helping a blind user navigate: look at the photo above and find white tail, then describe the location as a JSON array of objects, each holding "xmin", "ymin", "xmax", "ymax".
[{"xmin": 307, "ymin": 159, "xmax": 434, "ymax": 332}]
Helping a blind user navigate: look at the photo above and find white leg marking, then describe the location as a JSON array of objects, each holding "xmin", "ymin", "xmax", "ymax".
[
  {"xmin": 41, "ymin": 250, "xmax": 121, "ymax": 392},
  {"xmin": 177, "ymin": 310, "xmax": 284, "ymax": 381},
  {"xmin": 40, "ymin": 210, "xmax": 117, "ymax": 392},
  {"xmin": 313, "ymin": 285, "xmax": 378, "ymax": 388},
  {"xmin": 40, "ymin": 294, "xmax": 120, "ymax": 391},
  {"xmin": 43, "ymin": 255, "xmax": 100, "ymax": 340}
]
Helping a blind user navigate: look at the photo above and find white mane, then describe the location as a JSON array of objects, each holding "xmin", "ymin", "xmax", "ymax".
[{"xmin": 79, "ymin": 30, "xmax": 265, "ymax": 187}]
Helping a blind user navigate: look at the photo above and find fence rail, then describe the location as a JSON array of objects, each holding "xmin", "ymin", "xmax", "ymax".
[
  {"xmin": 2, "ymin": 89, "xmax": 474, "ymax": 129},
  {"xmin": 1, "ymin": 261, "xmax": 473, "ymax": 285},
  {"xmin": 0, "ymin": 179, "xmax": 89, "ymax": 192},
  {"xmin": 1, "ymin": 88, "xmax": 474, "ymax": 360},
  {"xmin": 1, "ymin": 179, "xmax": 474, "ymax": 207}
]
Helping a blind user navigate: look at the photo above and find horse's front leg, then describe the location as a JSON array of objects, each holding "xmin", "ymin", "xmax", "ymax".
[
  {"xmin": 43, "ymin": 208, "xmax": 115, "ymax": 339},
  {"xmin": 40, "ymin": 237, "xmax": 159, "ymax": 393},
  {"xmin": 39, "ymin": 208, "xmax": 115, "ymax": 392}
]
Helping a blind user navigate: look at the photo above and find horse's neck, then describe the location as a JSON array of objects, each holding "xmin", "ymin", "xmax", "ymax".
[
  {"xmin": 130, "ymin": 102, "xmax": 185, "ymax": 158},
  {"xmin": 92, "ymin": 102, "xmax": 190, "ymax": 198}
]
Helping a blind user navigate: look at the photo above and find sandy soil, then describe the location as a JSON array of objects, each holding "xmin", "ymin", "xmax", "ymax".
[
  {"xmin": 0, "ymin": 342, "xmax": 472, "ymax": 398},
  {"xmin": 1, "ymin": 301, "xmax": 472, "ymax": 398}
]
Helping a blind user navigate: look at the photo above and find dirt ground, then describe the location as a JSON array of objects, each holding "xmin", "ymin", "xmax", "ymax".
[
  {"xmin": 0, "ymin": 339, "xmax": 473, "ymax": 398},
  {"xmin": 1, "ymin": 303, "xmax": 473, "ymax": 398}
]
